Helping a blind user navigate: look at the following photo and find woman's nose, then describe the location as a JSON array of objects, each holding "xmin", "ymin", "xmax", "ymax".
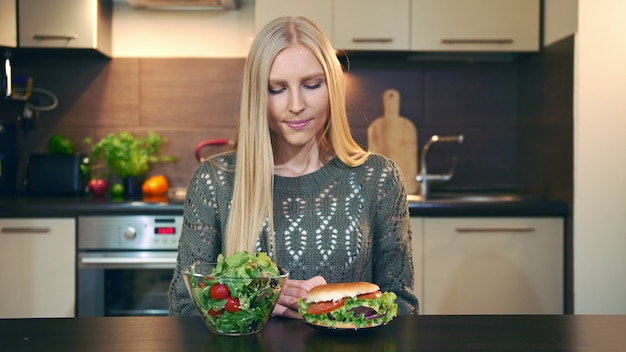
[{"xmin": 288, "ymin": 90, "xmax": 305, "ymax": 114}]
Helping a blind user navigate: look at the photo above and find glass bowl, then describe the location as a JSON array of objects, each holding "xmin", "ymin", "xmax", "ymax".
[{"xmin": 182, "ymin": 263, "xmax": 288, "ymax": 336}]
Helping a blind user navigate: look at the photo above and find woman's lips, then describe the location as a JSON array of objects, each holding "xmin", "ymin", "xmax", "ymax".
[{"xmin": 286, "ymin": 119, "xmax": 311, "ymax": 130}]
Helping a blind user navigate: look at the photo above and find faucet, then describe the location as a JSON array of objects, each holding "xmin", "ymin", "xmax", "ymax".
[{"xmin": 416, "ymin": 134, "xmax": 464, "ymax": 199}]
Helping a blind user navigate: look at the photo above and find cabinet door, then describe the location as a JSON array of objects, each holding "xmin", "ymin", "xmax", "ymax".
[
  {"xmin": 0, "ymin": 0, "xmax": 17, "ymax": 47},
  {"xmin": 254, "ymin": 0, "xmax": 333, "ymax": 41},
  {"xmin": 422, "ymin": 217, "xmax": 563, "ymax": 314},
  {"xmin": 411, "ymin": 0, "xmax": 540, "ymax": 52},
  {"xmin": 18, "ymin": 0, "xmax": 98, "ymax": 49},
  {"xmin": 410, "ymin": 217, "xmax": 424, "ymax": 313},
  {"xmin": 334, "ymin": 0, "xmax": 410, "ymax": 50},
  {"xmin": 0, "ymin": 218, "xmax": 75, "ymax": 318}
]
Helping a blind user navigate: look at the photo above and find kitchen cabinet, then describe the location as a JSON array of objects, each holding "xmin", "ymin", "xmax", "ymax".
[
  {"xmin": 254, "ymin": 0, "xmax": 409, "ymax": 51},
  {"xmin": 333, "ymin": 0, "xmax": 410, "ymax": 51},
  {"xmin": 543, "ymin": 0, "xmax": 578, "ymax": 47},
  {"xmin": 253, "ymin": 0, "xmax": 333, "ymax": 41},
  {"xmin": 0, "ymin": 0, "xmax": 17, "ymax": 48},
  {"xmin": 256, "ymin": 0, "xmax": 538, "ymax": 52},
  {"xmin": 0, "ymin": 218, "xmax": 76, "ymax": 318},
  {"xmin": 18, "ymin": 0, "xmax": 112, "ymax": 56},
  {"xmin": 414, "ymin": 217, "xmax": 563, "ymax": 314},
  {"xmin": 411, "ymin": 0, "xmax": 540, "ymax": 52},
  {"xmin": 410, "ymin": 217, "xmax": 424, "ymax": 312}
]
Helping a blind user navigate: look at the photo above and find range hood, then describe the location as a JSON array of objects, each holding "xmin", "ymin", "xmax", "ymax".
[{"xmin": 125, "ymin": 0, "xmax": 240, "ymax": 10}]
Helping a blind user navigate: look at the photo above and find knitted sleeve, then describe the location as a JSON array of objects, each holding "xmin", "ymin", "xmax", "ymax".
[
  {"xmin": 371, "ymin": 156, "xmax": 420, "ymax": 315},
  {"xmin": 168, "ymin": 161, "xmax": 225, "ymax": 316}
]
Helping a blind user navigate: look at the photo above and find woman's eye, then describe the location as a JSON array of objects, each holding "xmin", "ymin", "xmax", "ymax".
[
  {"xmin": 304, "ymin": 81, "xmax": 323, "ymax": 90},
  {"xmin": 268, "ymin": 87, "xmax": 285, "ymax": 95}
]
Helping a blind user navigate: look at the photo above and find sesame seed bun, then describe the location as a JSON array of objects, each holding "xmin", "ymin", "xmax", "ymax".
[{"xmin": 305, "ymin": 282, "xmax": 380, "ymax": 303}]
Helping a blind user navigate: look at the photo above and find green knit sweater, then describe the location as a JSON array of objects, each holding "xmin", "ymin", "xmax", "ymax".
[{"xmin": 168, "ymin": 152, "xmax": 419, "ymax": 316}]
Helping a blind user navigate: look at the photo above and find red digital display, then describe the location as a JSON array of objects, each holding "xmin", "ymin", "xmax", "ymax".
[{"xmin": 155, "ymin": 227, "xmax": 176, "ymax": 235}]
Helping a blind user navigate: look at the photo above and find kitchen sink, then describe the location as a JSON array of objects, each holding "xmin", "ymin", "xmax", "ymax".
[{"xmin": 407, "ymin": 192, "xmax": 532, "ymax": 203}]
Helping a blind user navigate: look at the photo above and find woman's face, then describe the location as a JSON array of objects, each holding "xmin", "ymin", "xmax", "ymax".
[{"xmin": 267, "ymin": 44, "xmax": 330, "ymax": 152}]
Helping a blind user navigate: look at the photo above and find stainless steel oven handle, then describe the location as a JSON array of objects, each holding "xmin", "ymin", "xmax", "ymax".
[
  {"xmin": 78, "ymin": 252, "xmax": 178, "ymax": 269},
  {"xmin": 80, "ymin": 257, "xmax": 177, "ymax": 265}
]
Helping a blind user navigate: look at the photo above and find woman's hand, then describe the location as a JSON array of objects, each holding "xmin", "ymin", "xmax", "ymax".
[{"xmin": 272, "ymin": 275, "xmax": 326, "ymax": 319}]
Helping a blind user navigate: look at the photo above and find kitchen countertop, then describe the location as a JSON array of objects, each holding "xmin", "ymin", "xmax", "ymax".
[
  {"xmin": 2, "ymin": 314, "xmax": 624, "ymax": 352},
  {"xmin": 0, "ymin": 196, "xmax": 185, "ymax": 217},
  {"xmin": 0, "ymin": 194, "xmax": 569, "ymax": 218}
]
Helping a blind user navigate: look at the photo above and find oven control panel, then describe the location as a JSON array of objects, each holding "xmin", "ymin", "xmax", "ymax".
[{"xmin": 78, "ymin": 215, "xmax": 183, "ymax": 250}]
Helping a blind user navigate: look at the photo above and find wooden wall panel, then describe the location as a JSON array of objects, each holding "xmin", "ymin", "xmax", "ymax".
[
  {"xmin": 64, "ymin": 59, "xmax": 140, "ymax": 128},
  {"xmin": 139, "ymin": 59, "xmax": 244, "ymax": 128},
  {"xmin": 6, "ymin": 54, "xmax": 530, "ymax": 192}
]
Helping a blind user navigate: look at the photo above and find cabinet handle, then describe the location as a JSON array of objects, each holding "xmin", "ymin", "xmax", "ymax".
[
  {"xmin": 455, "ymin": 226, "xmax": 535, "ymax": 233},
  {"xmin": 352, "ymin": 38, "xmax": 393, "ymax": 43},
  {"xmin": 33, "ymin": 34, "xmax": 78, "ymax": 41},
  {"xmin": 441, "ymin": 39, "xmax": 514, "ymax": 45},
  {"xmin": 1, "ymin": 227, "xmax": 51, "ymax": 234}
]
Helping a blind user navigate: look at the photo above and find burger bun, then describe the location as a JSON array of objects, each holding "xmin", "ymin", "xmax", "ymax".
[
  {"xmin": 307, "ymin": 319, "xmax": 383, "ymax": 329},
  {"xmin": 306, "ymin": 281, "xmax": 380, "ymax": 303}
]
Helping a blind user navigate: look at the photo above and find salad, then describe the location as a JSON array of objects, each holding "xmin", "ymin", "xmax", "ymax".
[{"xmin": 185, "ymin": 251, "xmax": 287, "ymax": 335}]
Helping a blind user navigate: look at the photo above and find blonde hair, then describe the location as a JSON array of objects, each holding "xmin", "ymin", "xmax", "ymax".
[{"xmin": 222, "ymin": 16, "xmax": 369, "ymax": 258}]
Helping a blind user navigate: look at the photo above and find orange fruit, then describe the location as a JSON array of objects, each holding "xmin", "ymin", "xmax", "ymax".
[{"xmin": 142, "ymin": 175, "xmax": 169, "ymax": 196}]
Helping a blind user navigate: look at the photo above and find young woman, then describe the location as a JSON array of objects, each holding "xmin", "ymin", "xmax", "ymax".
[{"xmin": 169, "ymin": 16, "xmax": 419, "ymax": 318}]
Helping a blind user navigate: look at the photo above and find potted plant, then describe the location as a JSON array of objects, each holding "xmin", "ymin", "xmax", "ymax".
[{"xmin": 83, "ymin": 131, "xmax": 177, "ymax": 196}]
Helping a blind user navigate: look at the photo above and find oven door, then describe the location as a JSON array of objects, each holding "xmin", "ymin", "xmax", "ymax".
[{"xmin": 77, "ymin": 251, "xmax": 177, "ymax": 317}]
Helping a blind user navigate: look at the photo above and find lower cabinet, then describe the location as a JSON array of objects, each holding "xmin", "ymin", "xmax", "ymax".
[
  {"xmin": 0, "ymin": 218, "xmax": 75, "ymax": 318},
  {"xmin": 411, "ymin": 217, "xmax": 564, "ymax": 314},
  {"xmin": 410, "ymin": 217, "xmax": 424, "ymax": 313}
]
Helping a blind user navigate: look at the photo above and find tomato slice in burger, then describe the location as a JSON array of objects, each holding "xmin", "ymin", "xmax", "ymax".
[
  {"xmin": 306, "ymin": 299, "xmax": 346, "ymax": 315},
  {"xmin": 356, "ymin": 291, "xmax": 382, "ymax": 300}
]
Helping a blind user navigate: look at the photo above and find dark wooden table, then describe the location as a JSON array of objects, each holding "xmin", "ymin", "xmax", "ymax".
[{"xmin": 1, "ymin": 315, "xmax": 625, "ymax": 352}]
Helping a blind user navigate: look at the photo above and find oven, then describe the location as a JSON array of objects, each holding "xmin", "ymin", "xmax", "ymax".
[{"xmin": 77, "ymin": 215, "xmax": 182, "ymax": 317}]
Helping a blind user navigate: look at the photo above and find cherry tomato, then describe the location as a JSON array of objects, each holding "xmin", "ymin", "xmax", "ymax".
[
  {"xmin": 357, "ymin": 291, "xmax": 382, "ymax": 300},
  {"xmin": 209, "ymin": 283, "xmax": 230, "ymax": 300},
  {"xmin": 208, "ymin": 308, "xmax": 225, "ymax": 316},
  {"xmin": 225, "ymin": 297, "xmax": 241, "ymax": 313},
  {"xmin": 306, "ymin": 299, "xmax": 346, "ymax": 315}
]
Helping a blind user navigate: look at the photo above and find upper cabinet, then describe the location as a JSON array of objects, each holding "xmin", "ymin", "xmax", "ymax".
[
  {"xmin": 411, "ymin": 0, "xmax": 540, "ymax": 52},
  {"xmin": 254, "ymin": 0, "xmax": 333, "ymax": 41},
  {"xmin": 18, "ymin": 0, "xmax": 112, "ymax": 56},
  {"xmin": 333, "ymin": 0, "xmax": 410, "ymax": 51},
  {"xmin": 0, "ymin": 0, "xmax": 17, "ymax": 48},
  {"xmin": 543, "ymin": 0, "xmax": 578, "ymax": 47},
  {"xmin": 256, "ymin": 0, "xmax": 539, "ymax": 53},
  {"xmin": 254, "ymin": 0, "xmax": 409, "ymax": 51}
]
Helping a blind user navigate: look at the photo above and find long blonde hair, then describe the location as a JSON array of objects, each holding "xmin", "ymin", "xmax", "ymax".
[{"xmin": 223, "ymin": 16, "xmax": 369, "ymax": 257}]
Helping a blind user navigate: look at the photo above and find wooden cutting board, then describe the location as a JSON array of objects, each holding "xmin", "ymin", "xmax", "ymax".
[{"xmin": 367, "ymin": 89, "xmax": 419, "ymax": 194}]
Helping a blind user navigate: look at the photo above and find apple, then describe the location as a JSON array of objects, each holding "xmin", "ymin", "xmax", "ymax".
[{"xmin": 88, "ymin": 178, "xmax": 108, "ymax": 197}]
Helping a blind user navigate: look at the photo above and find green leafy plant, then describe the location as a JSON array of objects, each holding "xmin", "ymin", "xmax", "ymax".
[{"xmin": 83, "ymin": 131, "xmax": 177, "ymax": 178}]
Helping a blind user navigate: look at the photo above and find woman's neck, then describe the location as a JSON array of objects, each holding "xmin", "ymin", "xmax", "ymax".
[{"xmin": 274, "ymin": 145, "xmax": 335, "ymax": 177}]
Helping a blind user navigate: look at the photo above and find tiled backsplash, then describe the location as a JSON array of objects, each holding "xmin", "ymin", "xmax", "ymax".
[{"xmin": 2, "ymin": 40, "xmax": 573, "ymax": 198}]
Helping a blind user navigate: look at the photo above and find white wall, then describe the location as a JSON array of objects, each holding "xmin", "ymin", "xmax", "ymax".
[
  {"xmin": 112, "ymin": 0, "xmax": 255, "ymax": 58},
  {"xmin": 574, "ymin": 0, "xmax": 626, "ymax": 313}
]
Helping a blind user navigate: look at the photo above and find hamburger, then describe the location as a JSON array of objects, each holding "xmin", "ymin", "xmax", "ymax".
[{"xmin": 297, "ymin": 282, "xmax": 398, "ymax": 329}]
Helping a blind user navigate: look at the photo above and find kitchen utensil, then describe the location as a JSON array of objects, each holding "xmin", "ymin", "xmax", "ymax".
[
  {"xmin": 195, "ymin": 139, "xmax": 230, "ymax": 162},
  {"xmin": 367, "ymin": 89, "xmax": 419, "ymax": 194}
]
